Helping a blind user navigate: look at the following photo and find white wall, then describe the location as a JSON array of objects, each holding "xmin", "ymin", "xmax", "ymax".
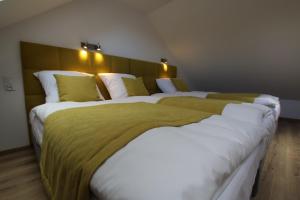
[
  {"xmin": 149, "ymin": 0, "xmax": 300, "ymax": 118},
  {"xmin": 0, "ymin": 0, "xmax": 175, "ymax": 151}
]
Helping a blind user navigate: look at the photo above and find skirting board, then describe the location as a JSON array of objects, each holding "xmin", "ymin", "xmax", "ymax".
[
  {"xmin": 280, "ymin": 99, "xmax": 300, "ymax": 120},
  {"xmin": 0, "ymin": 145, "xmax": 31, "ymax": 155}
]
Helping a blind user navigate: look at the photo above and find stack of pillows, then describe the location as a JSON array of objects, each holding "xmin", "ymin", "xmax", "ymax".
[
  {"xmin": 99, "ymin": 73, "xmax": 149, "ymax": 99},
  {"xmin": 33, "ymin": 70, "xmax": 189, "ymax": 102},
  {"xmin": 156, "ymin": 78, "xmax": 189, "ymax": 93},
  {"xmin": 34, "ymin": 71, "xmax": 103, "ymax": 103}
]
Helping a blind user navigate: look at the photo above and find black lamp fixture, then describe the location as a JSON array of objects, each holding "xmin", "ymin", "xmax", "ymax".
[
  {"xmin": 81, "ymin": 41, "xmax": 102, "ymax": 52},
  {"xmin": 96, "ymin": 43, "xmax": 102, "ymax": 51},
  {"xmin": 81, "ymin": 41, "xmax": 88, "ymax": 49},
  {"xmin": 161, "ymin": 58, "xmax": 168, "ymax": 64}
]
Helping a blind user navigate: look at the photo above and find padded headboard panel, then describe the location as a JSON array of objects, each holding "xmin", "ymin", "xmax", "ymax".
[{"xmin": 20, "ymin": 41, "xmax": 177, "ymax": 115}]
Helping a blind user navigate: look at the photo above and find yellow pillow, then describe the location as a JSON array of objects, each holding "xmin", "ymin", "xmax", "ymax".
[
  {"xmin": 122, "ymin": 77, "xmax": 149, "ymax": 96},
  {"xmin": 54, "ymin": 75, "xmax": 100, "ymax": 102},
  {"xmin": 171, "ymin": 78, "xmax": 190, "ymax": 92}
]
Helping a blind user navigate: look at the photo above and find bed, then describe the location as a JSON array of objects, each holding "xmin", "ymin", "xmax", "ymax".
[
  {"xmin": 21, "ymin": 41, "xmax": 278, "ymax": 200},
  {"xmin": 152, "ymin": 92, "xmax": 280, "ymax": 120},
  {"xmin": 29, "ymin": 96, "xmax": 276, "ymax": 200}
]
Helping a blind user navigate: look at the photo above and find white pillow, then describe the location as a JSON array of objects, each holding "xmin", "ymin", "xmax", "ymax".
[
  {"xmin": 156, "ymin": 78, "xmax": 177, "ymax": 93},
  {"xmin": 99, "ymin": 73, "xmax": 136, "ymax": 99},
  {"xmin": 34, "ymin": 70, "xmax": 103, "ymax": 103}
]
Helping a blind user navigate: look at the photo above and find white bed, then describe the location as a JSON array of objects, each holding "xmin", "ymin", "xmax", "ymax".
[
  {"xmin": 152, "ymin": 92, "xmax": 281, "ymax": 120},
  {"xmin": 30, "ymin": 96, "xmax": 277, "ymax": 200}
]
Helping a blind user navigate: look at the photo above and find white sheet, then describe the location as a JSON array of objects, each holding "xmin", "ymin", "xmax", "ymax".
[
  {"xmin": 152, "ymin": 92, "xmax": 281, "ymax": 119},
  {"xmin": 30, "ymin": 96, "xmax": 276, "ymax": 200},
  {"xmin": 214, "ymin": 139, "xmax": 267, "ymax": 200}
]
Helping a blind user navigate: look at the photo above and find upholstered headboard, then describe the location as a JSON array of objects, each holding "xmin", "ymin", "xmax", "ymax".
[{"xmin": 20, "ymin": 41, "xmax": 177, "ymax": 115}]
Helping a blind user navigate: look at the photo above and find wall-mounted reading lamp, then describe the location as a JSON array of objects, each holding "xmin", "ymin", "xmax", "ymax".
[
  {"xmin": 81, "ymin": 42, "xmax": 102, "ymax": 52},
  {"xmin": 161, "ymin": 58, "xmax": 168, "ymax": 64},
  {"xmin": 161, "ymin": 58, "xmax": 168, "ymax": 72}
]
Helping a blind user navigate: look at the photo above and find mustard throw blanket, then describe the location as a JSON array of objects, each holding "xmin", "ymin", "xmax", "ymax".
[
  {"xmin": 158, "ymin": 96, "xmax": 240, "ymax": 114},
  {"xmin": 40, "ymin": 102, "xmax": 212, "ymax": 200},
  {"xmin": 207, "ymin": 93, "xmax": 260, "ymax": 103}
]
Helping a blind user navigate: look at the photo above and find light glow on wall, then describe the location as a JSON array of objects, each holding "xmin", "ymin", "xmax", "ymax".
[
  {"xmin": 79, "ymin": 50, "xmax": 88, "ymax": 60},
  {"xmin": 94, "ymin": 52, "xmax": 104, "ymax": 64},
  {"xmin": 163, "ymin": 63, "xmax": 168, "ymax": 72}
]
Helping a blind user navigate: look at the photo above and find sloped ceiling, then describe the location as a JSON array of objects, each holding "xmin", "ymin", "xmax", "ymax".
[
  {"xmin": 118, "ymin": 0, "xmax": 171, "ymax": 14},
  {"xmin": 0, "ymin": 0, "xmax": 72, "ymax": 29},
  {"xmin": 0, "ymin": 0, "xmax": 299, "ymax": 99},
  {"xmin": 148, "ymin": 0, "xmax": 300, "ymax": 99}
]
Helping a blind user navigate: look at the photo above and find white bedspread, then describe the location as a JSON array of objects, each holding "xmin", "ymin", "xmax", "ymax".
[{"xmin": 30, "ymin": 96, "xmax": 276, "ymax": 200}]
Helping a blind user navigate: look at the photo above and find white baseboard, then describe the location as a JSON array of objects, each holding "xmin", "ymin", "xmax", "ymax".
[{"xmin": 280, "ymin": 99, "xmax": 300, "ymax": 120}]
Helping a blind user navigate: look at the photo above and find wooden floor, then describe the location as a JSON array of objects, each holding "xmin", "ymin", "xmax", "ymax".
[
  {"xmin": 0, "ymin": 119, "xmax": 299, "ymax": 200},
  {"xmin": 253, "ymin": 119, "xmax": 300, "ymax": 200},
  {"xmin": 0, "ymin": 147, "xmax": 47, "ymax": 200}
]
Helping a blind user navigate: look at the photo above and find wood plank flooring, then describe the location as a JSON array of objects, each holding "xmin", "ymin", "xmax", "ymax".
[
  {"xmin": 253, "ymin": 119, "xmax": 300, "ymax": 200},
  {"xmin": 0, "ymin": 147, "xmax": 47, "ymax": 200},
  {"xmin": 0, "ymin": 119, "xmax": 299, "ymax": 200}
]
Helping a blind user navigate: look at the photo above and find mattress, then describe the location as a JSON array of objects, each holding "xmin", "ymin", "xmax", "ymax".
[{"xmin": 30, "ymin": 96, "xmax": 276, "ymax": 200}]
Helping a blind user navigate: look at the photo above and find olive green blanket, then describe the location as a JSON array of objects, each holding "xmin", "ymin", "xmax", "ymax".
[
  {"xmin": 207, "ymin": 93, "xmax": 260, "ymax": 103},
  {"xmin": 40, "ymin": 102, "xmax": 212, "ymax": 200},
  {"xmin": 158, "ymin": 96, "xmax": 241, "ymax": 114}
]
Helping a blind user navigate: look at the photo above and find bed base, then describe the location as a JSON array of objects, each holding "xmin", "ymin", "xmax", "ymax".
[
  {"xmin": 32, "ymin": 135, "xmax": 41, "ymax": 162},
  {"xmin": 251, "ymin": 163, "xmax": 262, "ymax": 198}
]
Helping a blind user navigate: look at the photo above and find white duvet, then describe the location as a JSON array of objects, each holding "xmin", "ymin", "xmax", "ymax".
[
  {"xmin": 152, "ymin": 92, "xmax": 281, "ymax": 119},
  {"xmin": 30, "ymin": 96, "xmax": 276, "ymax": 200}
]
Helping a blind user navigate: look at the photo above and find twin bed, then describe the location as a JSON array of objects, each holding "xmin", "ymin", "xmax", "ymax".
[
  {"xmin": 21, "ymin": 42, "xmax": 280, "ymax": 200},
  {"xmin": 153, "ymin": 92, "xmax": 280, "ymax": 120}
]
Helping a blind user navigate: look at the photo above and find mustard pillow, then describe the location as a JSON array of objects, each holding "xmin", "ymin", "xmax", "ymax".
[
  {"xmin": 171, "ymin": 78, "xmax": 190, "ymax": 92},
  {"xmin": 122, "ymin": 77, "xmax": 149, "ymax": 96},
  {"xmin": 54, "ymin": 75, "xmax": 100, "ymax": 102}
]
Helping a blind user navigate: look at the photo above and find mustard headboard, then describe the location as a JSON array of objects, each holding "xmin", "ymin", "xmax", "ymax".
[{"xmin": 20, "ymin": 41, "xmax": 177, "ymax": 115}]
